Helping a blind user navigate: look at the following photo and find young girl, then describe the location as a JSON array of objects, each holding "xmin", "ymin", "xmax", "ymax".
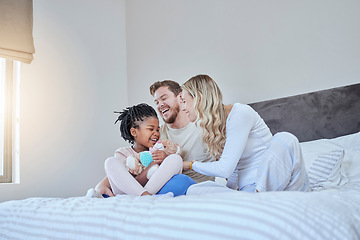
[{"xmin": 105, "ymin": 103, "xmax": 192, "ymax": 196}]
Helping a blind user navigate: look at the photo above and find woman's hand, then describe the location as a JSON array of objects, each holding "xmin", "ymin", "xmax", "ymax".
[
  {"xmin": 183, "ymin": 161, "xmax": 192, "ymax": 171},
  {"xmin": 151, "ymin": 150, "xmax": 168, "ymax": 164},
  {"xmin": 95, "ymin": 177, "xmax": 115, "ymax": 197}
]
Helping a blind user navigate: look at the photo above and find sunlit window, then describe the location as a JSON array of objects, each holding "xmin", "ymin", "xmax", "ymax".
[
  {"xmin": 0, "ymin": 58, "xmax": 20, "ymax": 183},
  {"xmin": 0, "ymin": 59, "xmax": 5, "ymax": 176}
]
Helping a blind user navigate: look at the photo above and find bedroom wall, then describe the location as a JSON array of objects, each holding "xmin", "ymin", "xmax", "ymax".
[
  {"xmin": 126, "ymin": 0, "xmax": 360, "ymax": 106},
  {"xmin": 0, "ymin": 0, "xmax": 128, "ymax": 202}
]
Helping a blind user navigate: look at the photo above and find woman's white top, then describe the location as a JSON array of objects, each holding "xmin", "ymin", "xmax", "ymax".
[{"xmin": 192, "ymin": 103, "xmax": 273, "ymax": 189}]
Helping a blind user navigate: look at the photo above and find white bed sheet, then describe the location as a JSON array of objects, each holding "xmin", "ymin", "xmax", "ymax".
[
  {"xmin": 1, "ymin": 132, "xmax": 360, "ymax": 240},
  {"xmin": 0, "ymin": 185, "xmax": 360, "ymax": 240}
]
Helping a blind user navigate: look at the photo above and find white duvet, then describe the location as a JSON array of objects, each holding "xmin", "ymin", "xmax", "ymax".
[
  {"xmin": 1, "ymin": 132, "xmax": 360, "ymax": 240},
  {"xmin": 0, "ymin": 184, "xmax": 359, "ymax": 240}
]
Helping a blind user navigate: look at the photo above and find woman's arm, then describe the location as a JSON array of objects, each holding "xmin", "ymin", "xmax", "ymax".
[
  {"xmin": 191, "ymin": 104, "xmax": 256, "ymax": 178},
  {"xmin": 183, "ymin": 161, "xmax": 191, "ymax": 171}
]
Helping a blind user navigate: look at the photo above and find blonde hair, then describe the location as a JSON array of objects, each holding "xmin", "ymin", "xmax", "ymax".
[{"xmin": 182, "ymin": 74, "xmax": 226, "ymax": 159}]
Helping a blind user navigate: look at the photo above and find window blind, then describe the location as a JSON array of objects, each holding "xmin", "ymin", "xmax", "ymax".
[{"xmin": 0, "ymin": 0, "xmax": 35, "ymax": 64}]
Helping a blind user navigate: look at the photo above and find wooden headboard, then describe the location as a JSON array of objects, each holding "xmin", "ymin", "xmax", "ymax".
[{"xmin": 249, "ymin": 83, "xmax": 360, "ymax": 142}]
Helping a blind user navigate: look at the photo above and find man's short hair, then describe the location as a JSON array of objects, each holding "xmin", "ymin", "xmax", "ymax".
[{"xmin": 149, "ymin": 80, "xmax": 182, "ymax": 96}]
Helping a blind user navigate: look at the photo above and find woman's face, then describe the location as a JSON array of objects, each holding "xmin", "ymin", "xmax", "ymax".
[{"xmin": 181, "ymin": 89, "xmax": 197, "ymax": 122}]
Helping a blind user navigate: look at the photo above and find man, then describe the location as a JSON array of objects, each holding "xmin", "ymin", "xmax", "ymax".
[
  {"xmin": 150, "ymin": 80, "xmax": 215, "ymax": 182},
  {"xmin": 95, "ymin": 80, "xmax": 215, "ymax": 196}
]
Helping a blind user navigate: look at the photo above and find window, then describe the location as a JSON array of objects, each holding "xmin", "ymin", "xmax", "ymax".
[{"xmin": 0, "ymin": 58, "xmax": 20, "ymax": 183}]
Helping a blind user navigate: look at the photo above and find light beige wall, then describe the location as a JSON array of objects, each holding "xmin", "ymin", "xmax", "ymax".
[
  {"xmin": 0, "ymin": 0, "xmax": 127, "ymax": 202},
  {"xmin": 126, "ymin": 0, "xmax": 360, "ymax": 106}
]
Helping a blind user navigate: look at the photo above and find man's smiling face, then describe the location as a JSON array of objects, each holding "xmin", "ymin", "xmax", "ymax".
[{"xmin": 153, "ymin": 86, "xmax": 181, "ymax": 124}]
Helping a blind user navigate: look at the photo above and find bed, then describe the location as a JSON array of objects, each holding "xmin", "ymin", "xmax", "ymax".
[{"xmin": 1, "ymin": 84, "xmax": 360, "ymax": 240}]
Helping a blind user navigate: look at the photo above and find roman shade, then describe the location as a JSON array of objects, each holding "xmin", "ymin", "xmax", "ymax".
[{"xmin": 0, "ymin": 0, "xmax": 35, "ymax": 64}]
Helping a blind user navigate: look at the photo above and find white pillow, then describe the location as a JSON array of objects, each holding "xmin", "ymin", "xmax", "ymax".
[
  {"xmin": 300, "ymin": 139, "xmax": 347, "ymax": 190},
  {"xmin": 329, "ymin": 132, "xmax": 360, "ymax": 183}
]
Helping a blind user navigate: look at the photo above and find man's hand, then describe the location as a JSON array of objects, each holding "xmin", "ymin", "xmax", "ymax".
[
  {"xmin": 151, "ymin": 150, "xmax": 168, "ymax": 164},
  {"xmin": 95, "ymin": 177, "xmax": 115, "ymax": 197}
]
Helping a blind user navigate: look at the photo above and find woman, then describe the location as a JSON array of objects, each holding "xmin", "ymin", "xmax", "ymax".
[{"xmin": 181, "ymin": 74, "xmax": 310, "ymax": 192}]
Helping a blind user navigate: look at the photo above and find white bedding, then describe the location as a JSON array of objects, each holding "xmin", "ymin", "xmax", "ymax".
[
  {"xmin": 1, "ymin": 185, "xmax": 360, "ymax": 240},
  {"xmin": 1, "ymin": 132, "xmax": 360, "ymax": 240}
]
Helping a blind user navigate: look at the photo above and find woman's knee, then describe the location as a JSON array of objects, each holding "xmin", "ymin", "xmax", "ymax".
[
  {"xmin": 273, "ymin": 132, "xmax": 301, "ymax": 153},
  {"xmin": 275, "ymin": 132, "xmax": 299, "ymax": 144}
]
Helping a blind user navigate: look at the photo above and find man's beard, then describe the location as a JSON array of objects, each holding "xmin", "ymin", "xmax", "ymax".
[{"xmin": 163, "ymin": 105, "xmax": 180, "ymax": 124}]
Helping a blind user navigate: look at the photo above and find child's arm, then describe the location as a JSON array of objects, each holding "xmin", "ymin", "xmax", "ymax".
[
  {"xmin": 105, "ymin": 155, "xmax": 154, "ymax": 196},
  {"xmin": 151, "ymin": 140, "xmax": 181, "ymax": 164},
  {"xmin": 95, "ymin": 176, "xmax": 115, "ymax": 197},
  {"xmin": 151, "ymin": 150, "xmax": 168, "ymax": 164},
  {"xmin": 135, "ymin": 161, "xmax": 159, "ymax": 186},
  {"xmin": 106, "ymin": 148, "xmax": 156, "ymax": 196},
  {"xmin": 106, "ymin": 148, "xmax": 182, "ymax": 195}
]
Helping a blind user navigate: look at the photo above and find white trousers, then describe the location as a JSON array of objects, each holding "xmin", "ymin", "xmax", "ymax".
[
  {"xmin": 256, "ymin": 132, "xmax": 310, "ymax": 192},
  {"xmin": 187, "ymin": 132, "xmax": 311, "ymax": 195}
]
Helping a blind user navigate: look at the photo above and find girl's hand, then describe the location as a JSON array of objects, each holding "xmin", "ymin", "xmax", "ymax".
[
  {"xmin": 95, "ymin": 177, "xmax": 115, "ymax": 197},
  {"xmin": 151, "ymin": 150, "xmax": 168, "ymax": 164},
  {"xmin": 135, "ymin": 161, "xmax": 158, "ymax": 186}
]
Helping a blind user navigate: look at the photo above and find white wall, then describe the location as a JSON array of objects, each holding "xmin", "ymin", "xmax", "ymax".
[
  {"xmin": 0, "ymin": 0, "xmax": 127, "ymax": 202},
  {"xmin": 126, "ymin": 0, "xmax": 360, "ymax": 106}
]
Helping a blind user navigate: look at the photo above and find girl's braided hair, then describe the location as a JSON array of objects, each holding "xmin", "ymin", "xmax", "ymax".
[{"xmin": 114, "ymin": 103, "xmax": 158, "ymax": 144}]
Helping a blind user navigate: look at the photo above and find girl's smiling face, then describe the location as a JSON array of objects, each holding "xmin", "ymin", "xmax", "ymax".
[
  {"xmin": 131, "ymin": 116, "xmax": 160, "ymax": 152},
  {"xmin": 181, "ymin": 89, "xmax": 197, "ymax": 122}
]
